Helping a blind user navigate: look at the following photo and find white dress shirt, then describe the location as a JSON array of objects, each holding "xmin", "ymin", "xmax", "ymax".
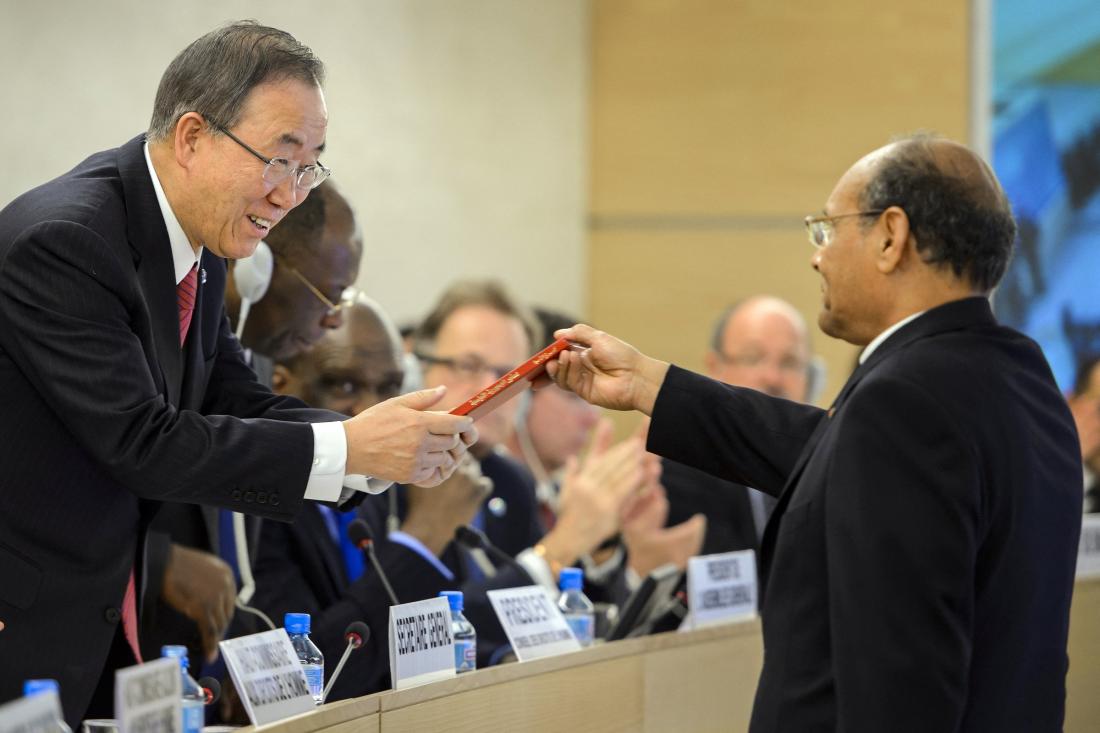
[
  {"xmin": 859, "ymin": 310, "xmax": 927, "ymax": 365},
  {"xmin": 143, "ymin": 143, "xmax": 385, "ymax": 500}
]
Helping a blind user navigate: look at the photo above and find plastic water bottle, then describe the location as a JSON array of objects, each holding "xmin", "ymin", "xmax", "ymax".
[
  {"xmin": 161, "ymin": 646, "xmax": 204, "ymax": 733},
  {"xmin": 285, "ymin": 612, "xmax": 324, "ymax": 704},
  {"xmin": 558, "ymin": 567, "xmax": 595, "ymax": 647},
  {"xmin": 22, "ymin": 679, "xmax": 72, "ymax": 733},
  {"xmin": 439, "ymin": 590, "xmax": 477, "ymax": 673}
]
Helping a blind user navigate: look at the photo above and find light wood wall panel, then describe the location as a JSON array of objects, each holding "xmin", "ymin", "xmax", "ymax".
[{"xmin": 588, "ymin": 0, "xmax": 971, "ymax": 419}]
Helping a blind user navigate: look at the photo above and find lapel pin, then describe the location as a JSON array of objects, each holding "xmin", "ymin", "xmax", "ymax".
[{"xmin": 200, "ymin": 268, "xmax": 208, "ymax": 285}]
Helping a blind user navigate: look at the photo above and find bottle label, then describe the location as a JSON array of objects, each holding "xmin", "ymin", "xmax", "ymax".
[
  {"xmin": 565, "ymin": 614, "xmax": 594, "ymax": 647},
  {"xmin": 302, "ymin": 664, "xmax": 324, "ymax": 702},
  {"xmin": 454, "ymin": 639, "xmax": 477, "ymax": 673},
  {"xmin": 182, "ymin": 700, "xmax": 204, "ymax": 733}
]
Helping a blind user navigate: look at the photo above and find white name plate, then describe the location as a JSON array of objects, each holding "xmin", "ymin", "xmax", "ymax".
[
  {"xmin": 219, "ymin": 628, "xmax": 316, "ymax": 726},
  {"xmin": 0, "ymin": 689, "xmax": 66, "ymax": 733},
  {"xmin": 388, "ymin": 596, "xmax": 456, "ymax": 690},
  {"xmin": 685, "ymin": 550, "xmax": 758, "ymax": 630},
  {"xmin": 487, "ymin": 585, "xmax": 581, "ymax": 661},
  {"xmin": 1077, "ymin": 515, "xmax": 1100, "ymax": 578},
  {"xmin": 115, "ymin": 657, "xmax": 182, "ymax": 733}
]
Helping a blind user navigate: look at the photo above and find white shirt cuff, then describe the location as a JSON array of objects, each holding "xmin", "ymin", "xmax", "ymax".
[
  {"xmin": 305, "ymin": 422, "xmax": 392, "ymax": 502},
  {"xmin": 581, "ymin": 546, "xmax": 625, "ymax": 583},
  {"xmin": 516, "ymin": 548, "xmax": 559, "ymax": 595}
]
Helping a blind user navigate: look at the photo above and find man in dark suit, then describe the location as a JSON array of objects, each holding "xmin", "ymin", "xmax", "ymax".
[
  {"xmin": 549, "ymin": 135, "xmax": 1082, "ymax": 731},
  {"xmin": 0, "ymin": 23, "xmax": 473, "ymax": 727},
  {"xmin": 664, "ymin": 295, "xmax": 819, "ymax": 555}
]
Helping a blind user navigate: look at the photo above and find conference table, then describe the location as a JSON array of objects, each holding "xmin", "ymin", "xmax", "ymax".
[{"xmin": 229, "ymin": 576, "xmax": 1100, "ymax": 733}]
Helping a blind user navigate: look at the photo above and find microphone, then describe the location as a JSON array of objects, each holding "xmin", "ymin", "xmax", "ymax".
[
  {"xmin": 347, "ymin": 518, "xmax": 401, "ymax": 607},
  {"xmin": 322, "ymin": 621, "xmax": 371, "ymax": 703},
  {"xmin": 454, "ymin": 525, "xmax": 523, "ymax": 572},
  {"xmin": 197, "ymin": 676, "xmax": 221, "ymax": 706}
]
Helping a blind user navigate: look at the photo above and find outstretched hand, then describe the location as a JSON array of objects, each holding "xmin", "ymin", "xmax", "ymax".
[
  {"xmin": 343, "ymin": 386, "xmax": 478, "ymax": 485},
  {"xmin": 546, "ymin": 324, "xmax": 670, "ymax": 415}
]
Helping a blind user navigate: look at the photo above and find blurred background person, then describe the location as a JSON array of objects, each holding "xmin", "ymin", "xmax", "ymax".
[
  {"xmin": 1071, "ymin": 355, "xmax": 1100, "ymax": 512},
  {"xmin": 662, "ymin": 295, "xmax": 821, "ymax": 556}
]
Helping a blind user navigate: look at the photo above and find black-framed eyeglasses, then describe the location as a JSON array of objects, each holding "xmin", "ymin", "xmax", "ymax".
[
  {"xmin": 275, "ymin": 255, "xmax": 346, "ymax": 317},
  {"xmin": 803, "ymin": 210, "xmax": 884, "ymax": 248},
  {"xmin": 414, "ymin": 351, "xmax": 512, "ymax": 381},
  {"xmin": 217, "ymin": 126, "xmax": 332, "ymax": 191}
]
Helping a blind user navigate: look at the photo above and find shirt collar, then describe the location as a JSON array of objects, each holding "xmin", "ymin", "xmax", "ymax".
[
  {"xmin": 859, "ymin": 310, "xmax": 927, "ymax": 365},
  {"xmin": 143, "ymin": 142, "xmax": 203, "ymax": 285}
]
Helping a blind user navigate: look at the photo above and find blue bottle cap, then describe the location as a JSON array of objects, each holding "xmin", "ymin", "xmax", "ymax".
[
  {"xmin": 285, "ymin": 612, "xmax": 311, "ymax": 635},
  {"xmin": 161, "ymin": 645, "xmax": 190, "ymax": 668},
  {"xmin": 23, "ymin": 679, "xmax": 59, "ymax": 697},
  {"xmin": 559, "ymin": 567, "xmax": 583, "ymax": 591},
  {"xmin": 439, "ymin": 590, "xmax": 464, "ymax": 612}
]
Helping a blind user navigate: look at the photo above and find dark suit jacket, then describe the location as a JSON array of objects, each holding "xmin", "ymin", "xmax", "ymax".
[
  {"xmin": 648, "ymin": 297, "xmax": 1082, "ymax": 733},
  {"xmin": 0, "ymin": 136, "xmax": 338, "ymax": 725}
]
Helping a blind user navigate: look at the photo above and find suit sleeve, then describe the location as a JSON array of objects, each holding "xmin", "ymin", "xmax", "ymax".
[
  {"xmin": 648, "ymin": 365, "xmax": 825, "ymax": 496},
  {"xmin": 825, "ymin": 375, "xmax": 979, "ymax": 731},
  {"xmin": 0, "ymin": 220, "xmax": 319, "ymax": 519}
]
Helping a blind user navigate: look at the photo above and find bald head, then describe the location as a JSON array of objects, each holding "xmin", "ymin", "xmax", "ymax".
[
  {"xmin": 274, "ymin": 294, "xmax": 404, "ymax": 416},
  {"xmin": 857, "ymin": 134, "xmax": 1016, "ymax": 293},
  {"xmin": 706, "ymin": 296, "xmax": 813, "ymax": 401}
]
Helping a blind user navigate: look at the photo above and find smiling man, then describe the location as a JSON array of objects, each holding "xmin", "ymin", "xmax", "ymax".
[
  {"xmin": 548, "ymin": 134, "xmax": 1082, "ymax": 732},
  {"xmin": 0, "ymin": 22, "xmax": 474, "ymax": 726}
]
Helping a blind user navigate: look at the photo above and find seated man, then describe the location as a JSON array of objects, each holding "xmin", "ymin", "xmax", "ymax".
[{"xmin": 662, "ymin": 295, "xmax": 820, "ymax": 555}]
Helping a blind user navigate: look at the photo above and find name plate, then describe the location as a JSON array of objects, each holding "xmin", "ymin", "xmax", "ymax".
[
  {"xmin": 219, "ymin": 628, "xmax": 316, "ymax": 726},
  {"xmin": 684, "ymin": 550, "xmax": 758, "ymax": 630},
  {"xmin": 1078, "ymin": 515, "xmax": 1100, "ymax": 578},
  {"xmin": 115, "ymin": 657, "xmax": 182, "ymax": 733},
  {"xmin": 388, "ymin": 596, "xmax": 456, "ymax": 690},
  {"xmin": 0, "ymin": 689, "xmax": 66, "ymax": 733},
  {"xmin": 487, "ymin": 585, "xmax": 581, "ymax": 661}
]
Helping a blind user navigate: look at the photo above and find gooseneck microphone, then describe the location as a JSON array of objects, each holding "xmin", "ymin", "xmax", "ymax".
[
  {"xmin": 197, "ymin": 677, "xmax": 221, "ymax": 706},
  {"xmin": 454, "ymin": 525, "xmax": 523, "ymax": 572},
  {"xmin": 347, "ymin": 518, "xmax": 401, "ymax": 607},
  {"xmin": 322, "ymin": 621, "xmax": 371, "ymax": 703}
]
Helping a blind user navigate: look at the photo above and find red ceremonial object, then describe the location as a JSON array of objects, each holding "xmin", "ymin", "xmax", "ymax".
[{"xmin": 450, "ymin": 338, "xmax": 578, "ymax": 421}]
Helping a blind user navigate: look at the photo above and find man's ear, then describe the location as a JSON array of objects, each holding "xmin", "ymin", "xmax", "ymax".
[
  {"xmin": 876, "ymin": 206, "xmax": 911, "ymax": 274},
  {"xmin": 271, "ymin": 363, "xmax": 291, "ymax": 394},
  {"xmin": 173, "ymin": 112, "xmax": 208, "ymax": 171}
]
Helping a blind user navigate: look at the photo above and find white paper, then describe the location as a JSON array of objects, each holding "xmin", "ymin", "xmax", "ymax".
[
  {"xmin": 1077, "ymin": 515, "xmax": 1100, "ymax": 578},
  {"xmin": 388, "ymin": 596, "xmax": 457, "ymax": 690},
  {"xmin": 0, "ymin": 689, "xmax": 66, "ymax": 733},
  {"xmin": 219, "ymin": 628, "xmax": 316, "ymax": 726},
  {"xmin": 487, "ymin": 585, "xmax": 581, "ymax": 661},
  {"xmin": 687, "ymin": 550, "xmax": 758, "ymax": 628},
  {"xmin": 114, "ymin": 657, "xmax": 182, "ymax": 733}
]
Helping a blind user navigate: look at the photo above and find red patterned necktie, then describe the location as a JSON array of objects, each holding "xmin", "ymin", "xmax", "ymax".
[{"xmin": 177, "ymin": 263, "xmax": 198, "ymax": 345}]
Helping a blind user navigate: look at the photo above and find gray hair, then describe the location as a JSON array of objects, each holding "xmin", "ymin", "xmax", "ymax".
[{"xmin": 148, "ymin": 20, "xmax": 324, "ymax": 141}]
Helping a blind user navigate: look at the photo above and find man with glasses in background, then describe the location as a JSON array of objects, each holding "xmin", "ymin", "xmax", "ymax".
[
  {"xmin": 662, "ymin": 295, "xmax": 820, "ymax": 556},
  {"xmin": 548, "ymin": 134, "xmax": 1081, "ymax": 732},
  {"xmin": 0, "ymin": 22, "xmax": 474, "ymax": 727}
]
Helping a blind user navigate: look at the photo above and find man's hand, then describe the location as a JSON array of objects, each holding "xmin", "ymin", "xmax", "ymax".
[
  {"xmin": 539, "ymin": 420, "xmax": 648, "ymax": 566},
  {"xmin": 161, "ymin": 544, "xmax": 236, "ymax": 663},
  {"xmin": 546, "ymin": 324, "xmax": 670, "ymax": 415},
  {"xmin": 402, "ymin": 455, "xmax": 494, "ymax": 556},
  {"xmin": 1070, "ymin": 395, "xmax": 1100, "ymax": 473},
  {"xmin": 622, "ymin": 482, "xmax": 706, "ymax": 579},
  {"xmin": 343, "ymin": 386, "xmax": 477, "ymax": 485}
]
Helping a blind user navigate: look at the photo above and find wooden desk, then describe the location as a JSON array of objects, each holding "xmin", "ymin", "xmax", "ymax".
[{"xmin": 244, "ymin": 619, "xmax": 763, "ymax": 733}]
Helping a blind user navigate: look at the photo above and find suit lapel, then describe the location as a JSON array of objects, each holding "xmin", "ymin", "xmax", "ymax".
[{"xmin": 117, "ymin": 135, "xmax": 183, "ymax": 406}]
